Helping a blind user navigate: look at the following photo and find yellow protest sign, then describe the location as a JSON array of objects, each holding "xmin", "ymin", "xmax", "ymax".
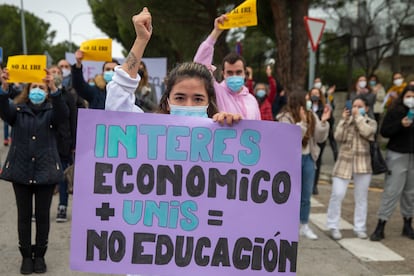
[
  {"xmin": 7, "ymin": 55, "xmax": 47, "ymax": 83},
  {"xmin": 80, "ymin": 38, "xmax": 112, "ymax": 62},
  {"xmin": 219, "ymin": 0, "xmax": 257, "ymax": 30}
]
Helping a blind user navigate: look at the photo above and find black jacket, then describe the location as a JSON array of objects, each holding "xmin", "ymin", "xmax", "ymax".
[
  {"xmin": 72, "ymin": 65, "xmax": 106, "ymax": 109},
  {"xmin": 381, "ymin": 105, "xmax": 414, "ymax": 153},
  {"xmin": 0, "ymin": 90, "xmax": 69, "ymax": 185},
  {"xmin": 55, "ymin": 87, "xmax": 78, "ymax": 160}
]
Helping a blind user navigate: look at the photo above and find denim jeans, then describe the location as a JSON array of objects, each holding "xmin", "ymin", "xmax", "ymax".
[{"xmin": 301, "ymin": 154, "xmax": 315, "ymax": 224}]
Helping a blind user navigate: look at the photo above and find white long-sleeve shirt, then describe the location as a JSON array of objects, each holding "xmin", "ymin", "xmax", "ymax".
[{"xmin": 105, "ymin": 66, "xmax": 144, "ymax": 113}]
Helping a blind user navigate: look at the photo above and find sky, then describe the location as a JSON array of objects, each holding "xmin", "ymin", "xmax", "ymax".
[{"xmin": 1, "ymin": 0, "xmax": 125, "ymax": 58}]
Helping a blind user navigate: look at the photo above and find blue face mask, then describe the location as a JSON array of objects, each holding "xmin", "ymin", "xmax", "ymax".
[
  {"xmin": 225, "ymin": 76, "xmax": 244, "ymax": 93},
  {"xmin": 169, "ymin": 104, "xmax": 208, "ymax": 118},
  {"xmin": 256, "ymin": 89, "xmax": 266, "ymax": 98},
  {"xmin": 369, "ymin": 80, "xmax": 376, "ymax": 87},
  {"xmin": 359, "ymin": 107, "xmax": 366, "ymax": 116},
  {"xmin": 29, "ymin": 87, "xmax": 47, "ymax": 105},
  {"xmin": 103, "ymin": 70, "xmax": 114, "ymax": 83}
]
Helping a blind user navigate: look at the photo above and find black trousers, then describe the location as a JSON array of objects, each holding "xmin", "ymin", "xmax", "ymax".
[{"xmin": 12, "ymin": 183, "xmax": 55, "ymax": 248}]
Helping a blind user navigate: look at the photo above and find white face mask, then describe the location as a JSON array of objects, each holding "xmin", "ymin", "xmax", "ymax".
[
  {"xmin": 403, "ymin": 97, "xmax": 414, "ymax": 109},
  {"xmin": 358, "ymin": 81, "xmax": 367, "ymax": 89},
  {"xmin": 313, "ymin": 82, "xmax": 322, "ymax": 89},
  {"xmin": 393, "ymin": 78, "xmax": 403, "ymax": 87},
  {"xmin": 62, "ymin": 68, "xmax": 71, "ymax": 78}
]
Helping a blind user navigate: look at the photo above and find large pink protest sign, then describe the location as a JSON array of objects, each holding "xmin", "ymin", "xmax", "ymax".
[{"xmin": 70, "ymin": 109, "xmax": 301, "ymax": 275}]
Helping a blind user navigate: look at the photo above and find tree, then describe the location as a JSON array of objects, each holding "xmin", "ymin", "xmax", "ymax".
[
  {"xmin": 46, "ymin": 41, "xmax": 78, "ymax": 65},
  {"xmin": 314, "ymin": 0, "xmax": 414, "ymax": 76},
  {"xmin": 0, "ymin": 4, "xmax": 55, "ymax": 64}
]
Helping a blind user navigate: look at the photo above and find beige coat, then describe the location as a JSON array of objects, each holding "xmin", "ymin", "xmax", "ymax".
[
  {"xmin": 277, "ymin": 112, "xmax": 329, "ymax": 161},
  {"xmin": 332, "ymin": 115, "xmax": 377, "ymax": 179}
]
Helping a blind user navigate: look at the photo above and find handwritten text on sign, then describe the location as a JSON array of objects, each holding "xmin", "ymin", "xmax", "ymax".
[
  {"xmin": 80, "ymin": 38, "xmax": 112, "ymax": 62},
  {"xmin": 6, "ymin": 55, "xmax": 47, "ymax": 83},
  {"xmin": 70, "ymin": 109, "xmax": 301, "ymax": 276}
]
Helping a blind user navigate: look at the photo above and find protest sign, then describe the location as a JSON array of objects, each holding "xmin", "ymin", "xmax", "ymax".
[
  {"xmin": 219, "ymin": 0, "xmax": 257, "ymax": 30},
  {"xmin": 70, "ymin": 109, "xmax": 301, "ymax": 275},
  {"xmin": 80, "ymin": 38, "xmax": 113, "ymax": 62},
  {"xmin": 6, "ymin": 55, "xmax": 47, "ymax": 83}
]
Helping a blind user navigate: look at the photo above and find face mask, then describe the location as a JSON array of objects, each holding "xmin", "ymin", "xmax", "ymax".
[
  {"xmin": 225, "ymin": 76, "xmax": 244, "ymax": 93},
  {"xmin": 403, "ymin": 97, "xmax": 414, "ymax": 109},
  {"xmin": 359, "ymin": 107, "xmax": 366, "ymax": 116},
  {"xmin": 393, "ymin": 78, "xmax": 403, "ymax": 87},
  {"xmin": 358, "ymin": 81, "xmax": 367, "ymax": 89},
  {"xmin": 369, "ymin": 80, "xmax": 376, "ymax": 87},
  {"xmin": 103, "ymin": 71, "xmax": 115, "ymax": 83},
  {"xmin": 169, "ymin": 104, "xmax": 208, "ymax": 118},
  {"xmin": 88, "ymin": 82, "xmax": 95, "ymax": 87},
  {"xmin": 256, "ymin": 89, "xmax": 266, "ymax": 98},
  {"xmin": 306, "ymin": 100, "xmax": 312, "ymax": 111},
  {"xmin": 313, "ymin": 82, "xmax": 322, "ymax": 89},
  {"xmin": 61, "ymin": 68, "xmax": 71, "ymax": 78},
  {"xmin": 29, "ymin": 87, "xmax": 47, "ymax": 105},
  {"xmin": 310, "ymin": 95, "xmax": 320, "ymax": 102},
  {"xmin": 53, "ymin": 74, "xmax": 63, "ymax": 88}
]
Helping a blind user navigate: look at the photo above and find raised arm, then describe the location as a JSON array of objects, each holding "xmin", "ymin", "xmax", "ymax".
[{"xmin": 122, "ymin": 7, "xmax": 152, "ymax": 79}]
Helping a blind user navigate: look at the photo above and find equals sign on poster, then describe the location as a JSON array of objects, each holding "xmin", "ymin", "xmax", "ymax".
[{"xmin": 208, "ymin": 210, "xmax": 223, "ymax": 226}]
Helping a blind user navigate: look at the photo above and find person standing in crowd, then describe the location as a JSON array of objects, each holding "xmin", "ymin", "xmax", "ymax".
[
  {"xmin": 193, "ymin": 14, "xmax": 260, "ymax": 120},
  {"xmin": 252, "ymin": 65, "xmax": 277, "ymax": 121},
  {"xmin": 368, "ymin": 74, "xmax": 386, "ymax": 133},
  {"xmin": 277, "ymin": 91, "xmax": 330, "ymax": 240},
  {"xmin": 384, "ymin": 72, "xmax": 407, "ymax": 109},
  {"xmin": 326, "ymin": 95, "xmax": 377, "ymax": 240},
  {"xmin": 49, "ymin": 65, "xmax": 78, "ymax": 223},
  {"xmin": 134, "ymin": 61, "xmax": 158, "ymax": 112},
  {"xmin": 308, "ymin": 87, "xmax": 334, "ymax": 195},
  {"xmin": 57, "ymin": 59, "xmax": 72, "ymax": 90},
  {"xmin": 370, "ymin": 85, "xmax": 414, "ymax": 241},
  {"xmin": 0, "ymin": 68, "xmax": 68, "ymax": 274},
  {"xmin": 72, "ymin": 54, "xmax": 119, "ymax": 109},
  {"xmin": 313, "ymin": 77, "xmax": 338, "ymax": 161},
  {"xmin": 349, "ymin": 75, "xmax": 375, "ymax": 119}
]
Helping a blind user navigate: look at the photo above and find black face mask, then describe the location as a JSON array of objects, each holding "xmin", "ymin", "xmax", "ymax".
[
  {"xmin": 138, "ymin": 69, "xmax": 144, "ymax": 78},
  {"xmin": 310, "ymin": 95, "xmax": 320, "ymax": 102}
]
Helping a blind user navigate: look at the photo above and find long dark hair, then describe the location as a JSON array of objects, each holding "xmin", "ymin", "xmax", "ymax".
[
  {"xmin": 389, "ymin": 85, "xmax": 414, "ymax": 111},
  {"xmin": 281, "ymin": 91, "xmax": 315, "ymax": 147},
  {"xmin": 158, "ymin": 62, "xmax": 218, "ymax": 117}
]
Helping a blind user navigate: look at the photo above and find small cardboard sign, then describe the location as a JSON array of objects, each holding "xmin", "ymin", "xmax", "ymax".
[
  {"xmin": 219, "ymin": 0, "xmax": 257, "ymax": 30},
  {"xmin": 80, "ymin": 39, "xmax": 113, "ymax": 62},
  {"xmin": 6, "ymin": 55, "xmax": 47, "ymax": 83}
]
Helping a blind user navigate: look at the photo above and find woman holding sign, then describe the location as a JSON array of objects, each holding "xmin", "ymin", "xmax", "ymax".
[
  {"xmin": 104, "ymin": 7, "xmax": 241, "ymax": 276},
  {"xmin": 0, "ymin": 68, "xmax": 69, "ymax": 274}
]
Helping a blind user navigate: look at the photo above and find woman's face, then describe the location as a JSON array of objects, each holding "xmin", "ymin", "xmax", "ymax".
[
  {"xmin": 30, "ymin": 83, "xmax": 47, "ymax": 91},
  {"xmin": 403, "ymin": 91, "xmax": 414, "ymax": 100},
  {"xmin": 168, "ymin": 78, "xmax": 209, "ymax": 107},
  {"xmin": 310, "ymin": 88, "xmax": 321, "ymax": 98},
  {"xmin": 352, "ymin": 99, "xmax": 367, "ymax": 113}
]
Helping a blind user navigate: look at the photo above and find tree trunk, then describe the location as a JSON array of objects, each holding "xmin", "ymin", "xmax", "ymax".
[
  {"xmin": 270, "ymin": 0, "xmax": 291, "ymax": 94},
  {"xmin": 290, "ymin": 0, "xmax": 309, "ymax": 94}
]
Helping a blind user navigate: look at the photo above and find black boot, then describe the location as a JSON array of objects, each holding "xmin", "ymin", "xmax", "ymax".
[
  {"xmin": 33, "ymin": 246, "xmax": 47, "ymax": 273},
  {"xmin": 370, "ymin": 219, "xmax": 386, "ymax": 241},
  {"xmin": 402, "ymin": 217, "xmax": 414, "ymax": 239},
  {"xmin": 18, "ymin": 246, "xmax": 33, "ymax": 274}
]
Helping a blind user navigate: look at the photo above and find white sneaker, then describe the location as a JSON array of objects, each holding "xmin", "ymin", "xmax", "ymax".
[
  {"xmin": 300, "ymin": 224, "xmax": 318, "ymax": 240},
  {"xmin": 354, "ymin": 231, "xmax": 368, "ymax": 239},
  {"xmin": 330, "ymin": 229, "xmax": 342, "ymax": 240}
]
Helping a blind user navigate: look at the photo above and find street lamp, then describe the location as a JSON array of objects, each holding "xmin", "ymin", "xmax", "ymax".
[{"xmin": 47, "ymin": 10, "xmax": 91, "ymax": 52}]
